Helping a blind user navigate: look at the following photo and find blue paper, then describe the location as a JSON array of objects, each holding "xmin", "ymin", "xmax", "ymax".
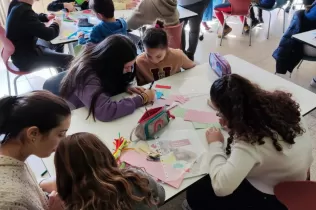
[{"xmin": 156, "ymin": 91, "xmax": 163, "ymax": 99}]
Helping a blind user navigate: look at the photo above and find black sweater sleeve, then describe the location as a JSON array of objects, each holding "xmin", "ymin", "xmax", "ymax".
[
  {"xmin": 47, "ymin": 0, "xmax": 73, "ymax": 12},
  {"xmin": 26, "ymin": 10, "xmax": 60, "ymax": 41},
  {"xmin": 37, "ymin": 13, "xmax": 49, "ymax": 22}
]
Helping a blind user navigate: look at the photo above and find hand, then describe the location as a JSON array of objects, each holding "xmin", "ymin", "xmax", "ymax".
[
  {"xmin": 143, "ymin": 89, "xmax": 155, "ymax": 103},
  {"xmin": 127, "ymin": 86, "xmax": 145, "ymax": 95},
  {"xmin": 63, "ymin": 2, "xmax": 75, "ymax": 12},
  {"xmin": 52, "ymin": 18, "xmax": 61, "ymax": 26},
  {"xmin": 77, "ymin": 31, "xmax": 84, "ymax": 38},
  {"xmin": 47, "ymin": 13, "xmax": 56, "ymax": 21},
  {"xmin": 48, "ymin": 191, "xmax": 64, "ymax": 210},
  {"xmin": 126, "ymin": 0, "xmax": 138, "ymax": 9},
  {"xmin": 206, "ymin": 127, "xmax": 224, "ymax": 144}
]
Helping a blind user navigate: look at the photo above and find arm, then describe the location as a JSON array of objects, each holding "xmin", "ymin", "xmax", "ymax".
[
  {"xmin": 208, "ymin": 141, "xmax": 259, "ymax": 196},
  {"xmin": 126, "ymin": 0, "xmax": 150, "ymax": 30},
  {"xmin": 75, "ymin": 76, "xmax": 143, "ymax": 122},
  {"xmin": 39, "ymin": 177, "xmax": 57, "ymax": 193},
  {"xmin": 135, "ymin": 63, "xmax": 150, "ymax": 86},
  {"xmin": 26, "ymin": 10, "xmax": 60, "ymax": 41},
  {"xmin": 47, "ymin": 0, "xmax": 72, "ymax": 12},
  {"xmin": 180, "ymin": 51, "xmax": 196, "ymax": 70},
  {"xmin": 37, "ymin": 13, "xmax": 49, "ymax": 22}
]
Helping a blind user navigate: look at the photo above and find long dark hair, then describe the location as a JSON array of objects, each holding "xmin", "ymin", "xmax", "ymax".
[
  {"xmin": 60, "ymin": 35, "xmax": 137, "ymax": 120},
  {"xmin": 55, "ymin": 132, "xmax": 154, "ymax": 210},
  {"xmin": 210, "ymin": 74, "xmax": 305, "ymax": 155},
  {"xmin": 0, "ymin": 90, "xmax": 70, "ymax": 144}
]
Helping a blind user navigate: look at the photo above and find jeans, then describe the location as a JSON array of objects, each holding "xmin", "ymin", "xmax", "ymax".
[
  {"xmin": 181, "ymin": 0, "xmax": 209, "ymax": 56},
  {"xmin": 43, "ymin": 71, "xmax": 67, "ymax": 96}
]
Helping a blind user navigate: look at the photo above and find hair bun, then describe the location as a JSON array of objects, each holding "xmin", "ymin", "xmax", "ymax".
[{"xmin": 154, "ymin": 19, "xmax": 165, "ymax": 29}]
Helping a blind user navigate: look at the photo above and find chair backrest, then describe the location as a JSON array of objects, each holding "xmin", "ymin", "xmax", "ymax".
[
  {"xmin": 0, "ymin": 24, "xmax": 15, "ymax": 66},
  {"xmin": 275, "ymin": 0, "xmax": 288, "ymax": 8},
  {"xmin": 229, "ymin": 0, "xmax": 252, "ymax": 15},
  {"xmin": 274, "ymin": 181, "xmax": 316, "ymax": 210},
  {"xmin": 164, "ymin": 22, "xmax": 184, "ymax": 49}
]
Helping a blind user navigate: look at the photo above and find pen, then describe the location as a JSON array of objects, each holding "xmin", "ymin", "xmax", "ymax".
[{"xmin": 149, "ymin": 81, "xmax": 155, "ymax": 90}]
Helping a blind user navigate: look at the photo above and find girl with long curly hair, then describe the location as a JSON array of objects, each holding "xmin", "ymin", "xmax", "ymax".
[
  {"xmin": 54, "ymin": 132, "xmax": 165, "ymax": 210},
  {"xmin": 184, "ymin": 74, "xmax": 313, "ymax": 210}
]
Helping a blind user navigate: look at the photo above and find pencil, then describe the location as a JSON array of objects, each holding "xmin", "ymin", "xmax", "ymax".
[{"xmin": 149, "ymin": 81, "xmax": 155, "ymax": 90}]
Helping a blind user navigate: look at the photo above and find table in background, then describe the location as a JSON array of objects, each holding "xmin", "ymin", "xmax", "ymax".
[
  {"xmin": 292, "ymin": 29, "xmax": 316, "ymax": 48},
  {"xmin": 39, "ymin": 54, "xmax": 316, "ymax": 202},
  {"xmin": 51, "ymin": 6, "xmax": 198, "ymax": 54}
]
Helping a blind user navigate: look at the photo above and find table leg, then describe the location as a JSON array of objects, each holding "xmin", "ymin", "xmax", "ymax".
[{"xmin": 68, "ymin": 43, "xmax": 75, "ymax": 55}]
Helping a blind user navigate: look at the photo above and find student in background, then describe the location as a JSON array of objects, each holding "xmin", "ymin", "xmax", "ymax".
[
  {"xmin": 127, "ymin": 0, "xmax": 179, "ymax": 30},
  {"xmin": 6, "ymin": 0, "xmax": 73, "ymax": 73},
  {"xmin": 0, "ymin": 91, "xmax": 71, "ymax": 209},
  {"xmin": 60, "ymin": 35, "xmax": 155, "ymax": 122},
  {"xmin": 47, "ymin": 0, "xmax": 88, "ymax": 12},
  {"xmin": 55, "ymin": 132, "xmax": 165, "ymax": 209},
  {"xmin": 249, "ymin": 0, "xmax": 276, "ymax": 25},
  {"xmin": 183, "ymin": 74, "xmax": 312, "ymax": 210},
  {"xmin": 78, "ymin": 0, "xmax": 127, "ymax": 45},
  {"xmin": 135, "ymin": 20, "xmax": 195, "ymax": 86}
]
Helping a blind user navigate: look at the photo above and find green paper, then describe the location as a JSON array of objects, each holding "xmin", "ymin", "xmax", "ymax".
[
  {"xmin": 170, "ymin": 107, "xmax": 187, "ymax": 118},
  {"xmin": 192, "ymin": 122, "xmax": 221, "ymax": 129},
  {"xmin": 160, "ymin": 89, "xmax": 171, "ymax": 98},
  {"xmin": 75, "ymin": 0, "xmax": 86, "ymax": 5}
]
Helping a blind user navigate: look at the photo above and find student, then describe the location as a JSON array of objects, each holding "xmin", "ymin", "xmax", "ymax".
[
  {"xmin": 47, "ymin": 0, "xmax": 88, "ymax": 12},
  {"xmin": 183, "ymin": 74, "xmax": 312, "ymax": 210},
  {"xmin": 78, "ymin": 0, "xmax": 127, "ymax": 45},
  {"xmin": 214, "ymin": 2, "xmax": 251, "ymax": 37},
  {"xmin": 6, "ymin": 0, "xmax": 73, "ymax": 73},
  {"xmin": 0, "ymin": 90, "xmax": 71, "ymax": 209},
  {"xmin": 135, "ymin": 20, "xmax": 195, "ymax": 86},
  {"xmin": 55, "ymin": 132, "xmax": 165, "ymax": 209},
  {"xmin": 60, "ymin": 35, "xmax": 155, "ymax": 122},
  {"xmin": 249, "ymin": 0, "xmax": 276, "ymax": 24},
  {"xmin": 127, "ymin": 0, "xmax": 179, "ymax": 30}
]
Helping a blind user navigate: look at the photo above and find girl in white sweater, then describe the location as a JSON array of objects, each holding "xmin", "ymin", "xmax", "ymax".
[{"xmin": 184, "ymin": 74, "xmax": 313, "ymax": 210}]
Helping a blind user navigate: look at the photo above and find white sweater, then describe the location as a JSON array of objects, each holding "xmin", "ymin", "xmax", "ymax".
[{"xmin": 208, "ymin": 122, "xmax": 313, "ymax": 196}]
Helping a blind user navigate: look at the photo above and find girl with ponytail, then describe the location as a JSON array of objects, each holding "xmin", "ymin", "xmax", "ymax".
[{"xmin": 184, "ymin": 74, "xmax": 312, "ymax": 210}]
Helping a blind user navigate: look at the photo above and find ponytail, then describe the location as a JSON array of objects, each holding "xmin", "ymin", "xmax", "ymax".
[{"xmin": 142, "ymin": 19, "xmax": 168, "ymax": 49}]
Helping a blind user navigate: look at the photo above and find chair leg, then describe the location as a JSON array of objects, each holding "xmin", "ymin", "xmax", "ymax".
[
  {"xmin": 13, "ymin": 75, "xmax": 21, "ymax": 96},
  {"xmin": 242, "ymin": 16, "xmax": 246, "ymax": 35},
  {"xmin": 249, "ymin": 17, "xmax": 252, "ymax": 46},
  {"xmin": 282, "ymin": 8, "xmax": 285, "ymax": 33},
  {"xmin": 267, "ymin": 12, "xmax": 272, "ymax": 39},
  {"xmin": 297, "ymin": 60, "xmax": 303, "ymax": 69},
  {"xmin": 220, "ymin": 17, "xmax": 227, "ymax": 46},
  {"xmin": 6, "ymin": 70, "xmax": 11, "ymax": 96}
]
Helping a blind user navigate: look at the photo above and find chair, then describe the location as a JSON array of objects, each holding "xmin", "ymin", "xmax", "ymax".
[
  {"xmin": 220, "ymin": 0, "xmax": 253, "ymax": 46},
  {"xmin": 254, "ymin": 0, "xmax": 287, "ymax": 39},
  {"xmin": 274, "ymin": 181, "xmax": 316, "ymax": 210},
  {"xmin": 297, "ymin": 56, "xmax": 316, "ymax": 69},
  {"xmin": 164, "ymin": 22, "xmax": 184, "ymax": 49},
  {"xmin": 43, "ymin": 71, "xmax": 67, "ymax": 96}
]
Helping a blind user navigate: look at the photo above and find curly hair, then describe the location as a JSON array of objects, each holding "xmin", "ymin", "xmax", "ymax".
[
  {"xmin": 54, "ymin": 132, "xmax": 154, "ymax": 210},
  {"xmin": 210, "ymin": 74, "xmax": 305, "ymax": 155}
]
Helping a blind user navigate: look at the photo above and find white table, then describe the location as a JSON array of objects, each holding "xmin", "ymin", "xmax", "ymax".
[
  {"xmin": 292, "ymin": 29, "xmax": 316, "ymax": 48},
  {"xmin": 40, "ymin": 54, "xmax": 316, "ymax": 202},
  {"xmin": 51, "ymin": 6, "xmax": 197, "ymax": 49}
]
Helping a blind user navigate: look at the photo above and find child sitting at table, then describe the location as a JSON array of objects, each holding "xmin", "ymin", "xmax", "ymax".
[
  {"xmin": 135, "ymin": 20, "xmax": 195, "ymax": 86},
  {"xmin": 55, "ymin": 132, "xmax": 165, "ymax": 209},
  {"xmin": 60, "ymin": 35, "xmax": 156, "ymax": 122},
  {"xmin": 78, "ymin": 0, "xmax": 128, "ymax": 44}
]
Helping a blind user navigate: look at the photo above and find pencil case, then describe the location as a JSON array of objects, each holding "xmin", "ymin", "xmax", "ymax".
[
  {"xmin": 209, "ymin": 53, "xmax": 231, "ymax": 77},
  {"xmin": 131, "ymin": 107, "xmax": 174, "ymax": 140}
]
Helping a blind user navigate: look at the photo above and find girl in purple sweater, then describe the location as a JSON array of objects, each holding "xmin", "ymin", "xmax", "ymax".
[{"xmin": 60, "ymin": 35, "xmax": 155, "ymax": 122}]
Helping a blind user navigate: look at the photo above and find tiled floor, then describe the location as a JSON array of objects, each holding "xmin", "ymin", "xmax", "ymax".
[{"xmin": 1, "ymin": 6, "xmax": 316, "ymax": 209}]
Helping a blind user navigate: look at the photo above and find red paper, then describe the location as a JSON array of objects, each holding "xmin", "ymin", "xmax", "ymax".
[
  {"xmin": 155, "ymin": 84, "xmax": 171, "ymax": 89},
  {"xmin": 82, "ymin": 9, "xmax": 92, "ymax": 14},
  {"xmin": 184, "ymin": 109, "xmax": 219, "ymax": 124}
]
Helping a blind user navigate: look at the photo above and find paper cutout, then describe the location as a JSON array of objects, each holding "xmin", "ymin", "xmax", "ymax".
[
  {"xmin": 168, "ymin": 95, "xmax": 189, "ymax": 104},
  {"xmin": 184, "ymin": 110, "xmax": 219, "ymax": 124},
  {"xmin": 160, "ymin": 89, "xmax": 171, "ymax": 97},
  {"xmin": 192, "ymin": 122, "xmax": 221, "ymax": 129},
  {"xmin": 155, "ymin": 84, "xmax": 171, "ymax": 89},
  {"xmin": 156, "ymin": 91, "xmax": 163, "ymax": 99},
  {"xmin": 82, "ymin": 9, "xmax": 92, "ymax": 14},
  {"xmin": 170, "ymin": 107, "xmax": 187, "ymax": 118}
]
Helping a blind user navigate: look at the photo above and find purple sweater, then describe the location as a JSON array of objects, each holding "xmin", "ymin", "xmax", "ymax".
[{"xmin": 67, "ymin": 75, "xmax": 143, "ymax": 122}]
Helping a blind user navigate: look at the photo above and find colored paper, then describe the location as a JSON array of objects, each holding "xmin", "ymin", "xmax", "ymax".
[
  {"xmin": 184, "ymin": 110, "xmax": 219, "ymax": 124},
  {"xmin": 168, "ymin": 95, "xmax": 189, "ymax": 104},
  {"xmin": 156, "ymin": 91, "xmax": 163, "ymax": 99},
  {"xmin": 192, "ymin": 122, "xmax": 221, "ymax": 129},
  {"xmin": 82, "ymin": 9, "xmax": 92, "ymax": 13},
  {"xmin": 170, "ymin": 107, "xmax": 187, "ymax": 118},
  {"xmin": 160, "ymin": 89, "xmax": 171, "ymax": 97},
  {"xmin": 155, "ymin": 84, "xmax": 171, "ymax": 89}
]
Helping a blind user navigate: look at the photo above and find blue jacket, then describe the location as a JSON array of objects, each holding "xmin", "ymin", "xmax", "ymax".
[
  {"xmin": 272, "ymin": 5, "xmax": 316, "ymax": 74},
  {"xmin": 79, "ymin": 18, "xmax": 127, "ymax": 45}
]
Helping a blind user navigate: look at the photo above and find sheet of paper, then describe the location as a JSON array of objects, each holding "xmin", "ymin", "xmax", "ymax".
[
  {"xmin": 192, "ymin": 122, "xmax": 221, "ymax": 129},
  {"xmin": 170, "ymin": 107, "xmax": 187, "ymax": 118},
  {"xmin": 168, "ymin": 95, "xmax": 189, "ymax": 104},
  {"xmin": 156, "ymin": 91, "xmax": 163, "ymax": 99},
  {"xmin": 184, "ymin": 109, "xmax": 219, "ymax": 124},
  {"xmin": 155, "ymin": 84, "xmax": 171, "ymax": 89}
]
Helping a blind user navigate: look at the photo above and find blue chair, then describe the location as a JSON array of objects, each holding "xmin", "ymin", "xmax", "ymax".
[
  {"xmin": 254, "ymin": 0, "xmax": 288, "ymax": 39},
  {"xmin": 43, "ymin": 71, "xmax": 67, "ymax": 96}
]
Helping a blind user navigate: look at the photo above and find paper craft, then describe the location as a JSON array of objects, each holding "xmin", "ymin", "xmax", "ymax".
[
  {"xmin": 192, "ymin": 122, "xmax": 221, "ymax": 129},
  {"xmin": 160, "ymin": 89, "xmax": 171, "ymax": 98},
  {"xmin": 155, "ymin": 84, "xmax": 171, "ymax": 89},
  {"xmin": 184, "ymin": 110, "xmax": 219, "ymax": 124},
  {"xmin": 170, "ymin": 107, "xmax": 187, "ymax": 118},
  {"xmin": 156, "ymin": 91, "xmax": 164, "ymax": 99},
  {"xmin": 168, "ymin": 95, "xmax": 189, "ymax": 104},
  {"xmin": 82, "ymin": 9, "xmax": 92, "ymax": 14}
]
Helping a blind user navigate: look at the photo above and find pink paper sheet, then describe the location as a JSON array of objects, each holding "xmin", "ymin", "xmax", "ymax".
[
  {"xmin": 120, "ymin": 150, "xmax": 184, "ymax": 188},
  {"xmin": 184, "ymin": 109, "xmax": 219, "ymax": 124}
]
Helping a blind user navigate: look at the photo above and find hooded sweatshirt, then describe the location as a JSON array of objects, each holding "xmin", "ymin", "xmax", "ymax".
[
  {"xmin": 127, "ymin": 0, "xmax": 179, "ymax": 30},
  {"xmin": 78, "ymin": 18, "xmax": 127, "ymax": 44},
  {"xmin": 0, "ymin": 155, "xmax": 49, "ymax": 210}
]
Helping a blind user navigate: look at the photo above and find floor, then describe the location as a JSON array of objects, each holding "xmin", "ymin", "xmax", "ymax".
[{"xmin": 1, "ymin": 5, "xmax": 316, "ymax": 210}]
